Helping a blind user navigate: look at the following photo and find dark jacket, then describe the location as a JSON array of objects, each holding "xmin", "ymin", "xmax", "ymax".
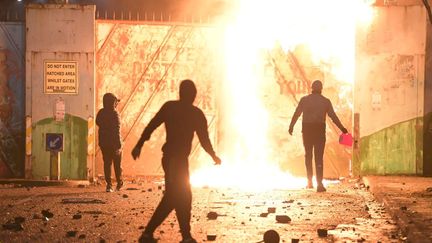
[
  {"xmin": 289, "ymin": 93, "xmax": 345, "ymax": 133},
  {"xmin": 96, "ymin": 93, "xmax": 122, "ymax": 150},
  {"xmin": 136, "ymin": 100, "xmax": 216, "ymax": 157}
]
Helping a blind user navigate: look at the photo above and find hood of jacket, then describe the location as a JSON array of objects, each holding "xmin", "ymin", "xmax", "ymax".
[{"xmin": 103, "ymin": 93, "xmax": 119, "ymax": 110}]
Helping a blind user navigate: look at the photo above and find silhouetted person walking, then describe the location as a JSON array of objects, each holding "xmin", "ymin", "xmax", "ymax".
[
  {"xmin": 289, "ymin": 80, "xmax": 347, "ymax": 192},
  {"xmin": 96, "ymin": 93, "xmax": 124, "ymax": 192},
  {"xmin": 132, "ymin": 79, "xmax": 221, "ymax": 243}
]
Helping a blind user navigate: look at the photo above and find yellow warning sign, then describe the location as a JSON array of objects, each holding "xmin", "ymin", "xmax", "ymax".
[{"xmin": 44, "ymin": 61, "xmax": 78, "ymax": 94}]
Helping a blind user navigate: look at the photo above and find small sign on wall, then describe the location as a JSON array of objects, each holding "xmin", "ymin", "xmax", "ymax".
[
  {"xmin": 46, "ymin": 133, "xmax": 63, "ymax": 152},
  {"xmin": 55, "ymin": 97, "xmax": 65, "ymax": 121},
  {"xmin": 371, "ymin": 91, "xmax": 381, "ymax": 110},
  {"xmin": 44, "ymin": 60, "xmax": 78, "ymax": 94}
]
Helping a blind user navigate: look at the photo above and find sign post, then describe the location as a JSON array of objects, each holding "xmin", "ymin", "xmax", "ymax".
[{"xmin": 46, "ymin": 133, "xmax": 64, "ymax": 180}]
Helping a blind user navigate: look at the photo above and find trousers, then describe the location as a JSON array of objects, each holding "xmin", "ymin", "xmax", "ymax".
[
  {"xmin": 302, "ymin": 123, "xmax": 326, "ymax": 185},
  {"xmin": 144, "ymin": 154, "xmax": 192, "ymax": 239},
  {"xmin": 101, "ymin": 148, "xmax": 122, "ymax": 186}
]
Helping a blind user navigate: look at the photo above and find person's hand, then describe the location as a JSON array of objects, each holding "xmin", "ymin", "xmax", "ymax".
[
  {"xmin": 212, "ymin": 155, "xmax": 221, "ymax": 165},
  {"xmin": 131, "ymin": 145, "xmax": 142, "ymax": 160},
  {"xmin": 341, "ymin": 127, "xmax": 348, "ymax": 134},
  {"xmin": 288, "ymin": 127, "xmax": 293, "ymax": 136}
]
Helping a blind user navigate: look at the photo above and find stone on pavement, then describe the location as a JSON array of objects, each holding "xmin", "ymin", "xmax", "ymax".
[{"xmin": 2, "ymin": 176, "xmax": 430, "ymax": 242}]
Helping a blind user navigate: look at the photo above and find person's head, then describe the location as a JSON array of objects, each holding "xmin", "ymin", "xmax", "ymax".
[
  {"xmin": 103, "ymin": 93, "xmax": 120, "ymax": 110},
  {"xmin": 311, "ymin": 80, "xmax": 323, "ymax": 94},
  {"xmin": 179, "ymin": 79, "xmax": 197, "ymax": 104}
]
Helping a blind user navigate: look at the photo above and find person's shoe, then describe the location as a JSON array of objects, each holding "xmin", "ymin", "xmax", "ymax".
[
  {"xmin": 306, "ymin": 180, "xmax": 314, "ymax": 189},
  {"xmin": 138, "ymin": 233, "xmax": 157, "ymax": 243},
  {"xmin": 116, "ymin": 181, "xmax": 124, "ymax": 191},
  {"xmin": 106, "ymin": 186, "xmax": 114, "ymax": 192},
  {"xmin": 317, "ymin": 184, "xmax": 327, "ymax": 192},
  {"xmin": 180, "ymin": 237, "xmax": 197, "ymax": 243}
]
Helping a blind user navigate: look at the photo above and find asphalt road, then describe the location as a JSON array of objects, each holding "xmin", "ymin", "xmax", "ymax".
[{"xmin": 0, "ymin": 178, "xmax": 405, "ymax": 242}]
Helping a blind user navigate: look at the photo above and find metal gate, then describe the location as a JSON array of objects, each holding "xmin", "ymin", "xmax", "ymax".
[{"xmin": 96, "ymin": 21, "xmax": 221, "ymax": 177}]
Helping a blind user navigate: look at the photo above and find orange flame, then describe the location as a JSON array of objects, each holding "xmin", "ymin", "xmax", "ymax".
[{"xmin": 191, "ymin": 0, "xmax": 375, "ymax": 191}]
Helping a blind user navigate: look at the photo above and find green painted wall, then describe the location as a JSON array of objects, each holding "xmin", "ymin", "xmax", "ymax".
[
  {"xmin": 356, "ymin": 117, "xmax": 422, "ymax": 175},
  {"xmin": 32, "ymin": 114, "xmax": 87, "ymax": 179}
]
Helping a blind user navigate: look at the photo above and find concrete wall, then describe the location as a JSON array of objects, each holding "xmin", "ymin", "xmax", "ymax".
[
  {"xmin": 0, "ymin": 22, "xmax": 25, "ymax": 178},
  {"xmin": 25, "ymin": 4, "xmax": 95, "ymax": 180},
  {"xmin": 354, "ymin": 1, "xmax": 427, "ymax": 175}
]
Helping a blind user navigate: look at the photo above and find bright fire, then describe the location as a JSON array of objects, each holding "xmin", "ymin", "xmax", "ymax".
[{"xmin": 190, "ymin": 0, "xmax": 375, "ymax": 191}]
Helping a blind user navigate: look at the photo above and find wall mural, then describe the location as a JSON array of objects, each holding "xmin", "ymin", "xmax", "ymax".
[
  {"xmin": 96, "ymin": 22, "xmax": 221, "ymax": 177},
  {"xmin": 0, "ymin": 23, "xmax": 25, "ymax": 178}
]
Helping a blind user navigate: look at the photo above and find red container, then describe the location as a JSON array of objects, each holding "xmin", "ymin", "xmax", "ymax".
[{"xmin": 339, "ymin": 133, "xmax": 353, "ymax": 147}]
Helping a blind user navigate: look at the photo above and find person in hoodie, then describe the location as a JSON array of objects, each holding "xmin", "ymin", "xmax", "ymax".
[
  {"xmin": 289, "ymin": 80, "xmax": 348, "ymax": 192},
  {"xmin": 132, "ymin": 79, "xmax": 221, "ymax": 243},
  {"xmin": 96, "ymin": 93, "xmax": 123, "ymax": 192}
]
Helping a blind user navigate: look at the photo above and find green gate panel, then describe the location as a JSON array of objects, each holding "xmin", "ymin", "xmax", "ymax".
[
  {"xmin": 359, "ymin": 117, "xmax": 421, "ymax": 175},
  {"xmin": 32, "ymin": 114, "xmax": 87, "ymax": 179}
]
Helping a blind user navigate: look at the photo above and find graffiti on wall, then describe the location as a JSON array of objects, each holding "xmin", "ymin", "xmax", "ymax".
[
  {"xmin": 262, "ymin": 44, "xmax": 352, "ymax": 177},
  {"xmin": 0, "ymin": 48, "xmax": 24, "ymax": 178},
  {"xmin": 96, "ymin": 22, "xmax": 221, "ymax": 176}
]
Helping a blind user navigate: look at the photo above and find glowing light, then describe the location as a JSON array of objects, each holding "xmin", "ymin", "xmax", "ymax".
[{"xmin": 191, "ymin": 0, "xmax": 374, "ymax": 191}]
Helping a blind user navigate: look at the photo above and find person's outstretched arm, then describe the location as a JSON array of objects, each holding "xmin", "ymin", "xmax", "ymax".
[
  {"xmin": 327, "ymin": 100, "xmax": 348, "ymax": 133},
  {"xmin": 289, "ymin": 98, "xmax": 304, "ymax": 135},
  {"xmin": 196, "ymin": 111, "xmax": 221, "ymax": 165},
  {"xmin": 132, "ymin": 103, "xmax": 167, "ymax": 160}
]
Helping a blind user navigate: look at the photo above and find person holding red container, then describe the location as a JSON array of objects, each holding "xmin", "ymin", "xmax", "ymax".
[{"xmin": 289, "ymin": 80, "xmax": 348, "ymax": 192}]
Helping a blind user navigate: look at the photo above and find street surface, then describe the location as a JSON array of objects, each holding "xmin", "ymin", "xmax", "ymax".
[{"xmin": 0, "ymin": 178, "xmax": 405, "ymax": 242}]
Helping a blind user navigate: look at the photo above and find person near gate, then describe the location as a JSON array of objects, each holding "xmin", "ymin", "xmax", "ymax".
[
  {"xmin": 131, "ymin": 79, "xmax": 222, "ymax": 243},
  {"xmin": 288, "ymin": 80, "xmax": 348, "ymax": 192},
  {"xmin": 96, "ymin": 93, "xmax": 124, "ymax": 192}
]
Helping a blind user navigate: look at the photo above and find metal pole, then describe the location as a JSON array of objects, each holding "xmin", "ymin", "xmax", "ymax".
[{"xmin": 50, "ymin": 151, "xmax": 60, "ymax": 180}]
